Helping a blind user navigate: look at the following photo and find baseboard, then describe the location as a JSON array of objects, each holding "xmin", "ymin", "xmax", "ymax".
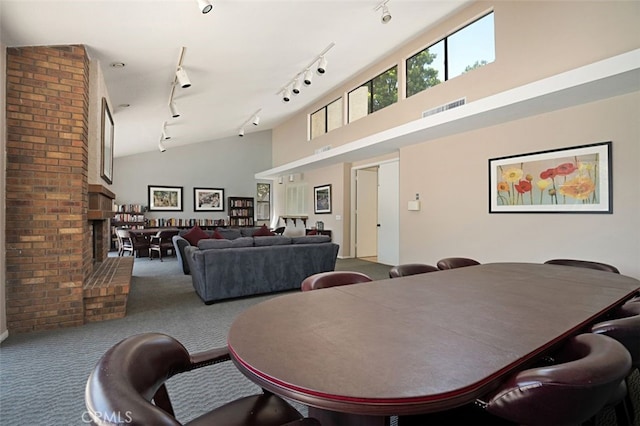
[{"xmin": 0, "ymin": 329, "xmax": 8, "ymax": 343}]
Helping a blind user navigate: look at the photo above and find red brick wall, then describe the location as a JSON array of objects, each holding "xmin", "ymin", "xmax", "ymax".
[{"xmin": 5, "ymin": 45, "xmax": 90, "ymax": 333}]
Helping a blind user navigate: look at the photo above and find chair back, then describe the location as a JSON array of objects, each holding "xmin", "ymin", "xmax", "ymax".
[
  {"xmin": 436, "ymin": 257, "xmax": 480, "ymax": 270},
  {"xmin": 483, "ymin": 333, "xmax": 631, "ymax": 426},
  {"xmin": 389, "ymin": 263, "xmax": 438, "ymax": 278},
  {"xmin": 155, "ymin": 229, "xmax": 180, "ymax": 241},
  {"xmin": 544, "ymin": 258, "xmax": 620, "ymax": 274},
  {"xmin": 301, "ymin": 271, "xmax": 372, "ymax": 291},
  {"xmin": 85, "ymin": 333, "xmax": 192, "ymax": 425},
  {"xmin": 592, "ymin": 313, "xmax": 640, "ymax": 369}
]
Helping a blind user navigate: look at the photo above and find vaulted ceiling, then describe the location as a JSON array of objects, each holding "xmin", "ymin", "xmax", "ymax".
[{"xmin": 0, "ymin": 0, "xmax": 471, "ymax": 157}]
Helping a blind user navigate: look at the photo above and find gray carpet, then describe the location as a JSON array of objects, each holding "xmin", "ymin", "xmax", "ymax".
[{"xmin": 0, "ymin": 256, "xmax": 636, "ymax": 425}]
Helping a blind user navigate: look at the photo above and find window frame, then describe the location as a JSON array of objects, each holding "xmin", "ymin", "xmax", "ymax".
[{"xmin": 347, "ymin": 64, "xmax": 398, "ymax": 123}]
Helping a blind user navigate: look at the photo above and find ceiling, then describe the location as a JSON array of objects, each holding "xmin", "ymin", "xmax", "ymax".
[{"xmin": 0, "ymin": 0, "xmax": 471, "ymax": 158}]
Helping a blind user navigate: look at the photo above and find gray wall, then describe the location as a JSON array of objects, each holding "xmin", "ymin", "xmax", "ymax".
[{"xmin": 112, "ymin": 130, "xmax": 272, "ymax": 223}]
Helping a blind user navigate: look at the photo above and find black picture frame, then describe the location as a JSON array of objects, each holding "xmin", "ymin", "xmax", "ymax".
[
  {"xmin": 488, "ymin": 141, "xmax": 612, "ymax": 213},
  {"xmin": 194, "ymin": 187, "xmax": 225, "ymax": 211},
  {"xmin": 148, "ymin": 185, "xmax": 183, "ymax": 211},
  {"xmin": 314, "ymin": 184, "xmax": 332, "ymax": 214},
  {"xmin": 100, "ymin": 97, "xmax": 114, "ymax": 184}
]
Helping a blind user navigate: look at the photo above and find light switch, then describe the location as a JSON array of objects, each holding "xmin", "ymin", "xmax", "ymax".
[
  {"xmin": 335, "ymin": 215, "xmax": 342, "ymax": 220},
  {"xmin": 408, "ymin": 200, "xmax": 421, "ymax": 211}
]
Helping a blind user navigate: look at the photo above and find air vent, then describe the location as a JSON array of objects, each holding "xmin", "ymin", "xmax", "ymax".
[
  {"xmin": 314, "ymin": 145, "xmax": 332, "ymax": 155},
  {"xmin": 422, "ymin": 98, "xmax": 466, "ymax": 118}
]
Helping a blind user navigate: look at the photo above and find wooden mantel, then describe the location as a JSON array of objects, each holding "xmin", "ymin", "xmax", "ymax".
[{"xmin": 88, "ymin": 184, "xmax": 116, "ymax": 220}]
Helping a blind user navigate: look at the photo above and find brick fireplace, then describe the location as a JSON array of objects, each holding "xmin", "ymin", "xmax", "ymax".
[{"xmin": 5, "ymin": 45, "xmax": 109, "ymax": 333}]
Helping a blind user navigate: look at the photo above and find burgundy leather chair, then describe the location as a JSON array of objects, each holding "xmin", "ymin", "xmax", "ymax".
[
  {"xmin": 477, "ymin": 333, "xmax": 631, "ymax": 426},
  {"xmin": 149, "ymin": 229, "xmax": 180, "ymax": 261},
  {"xmin": 389, "ymin": 263, "xmax": 439, "ymax": 278},
  {"xmin": 85, "ymin": 333, "xmax": 319, "ymax": 426},
  {"xmin": 544, "ymin": 258, "xmax": 620, "ymax": 274},
  {"xmin": 301, "ymin": 271, "xmax": 372, "ymax": 291},
  {"xmin": 436, "ymin": 257, "xmax": 480, "ymax": 270},
  {"xmin": 591, "ymin": 302, "xmax": 640, "ymax": 425}
]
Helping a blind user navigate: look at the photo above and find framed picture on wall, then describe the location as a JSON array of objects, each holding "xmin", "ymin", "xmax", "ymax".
[
  {"xmin": 488, "ymin": 141, "xmax": 612, "ymax": 213},
  {"xmin": 314, "ymin": 184, "xmax": 332, "ymax": 214},
  {"xmin": 148, "ymin": 185, "xmax": 183, "ymax": 211},
  {"xmin": 194, "ymin": 187, "xmax": 224, "ymax": 211},
  {"xmin": 100, "ymin": 97, "xmax": 114, "ymax": 184}
]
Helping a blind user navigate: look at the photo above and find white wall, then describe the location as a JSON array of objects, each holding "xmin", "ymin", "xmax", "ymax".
[
  {"xmin": 400, "ymin": 92, "xmax": 640, "ymax": 277},
  {"xmin": 112, "ymin": 130, "xmax": 272, "ymax": 223}
]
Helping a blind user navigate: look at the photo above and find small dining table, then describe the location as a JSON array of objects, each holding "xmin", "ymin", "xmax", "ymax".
[{"xmin": 227, "ymin": 263, "xmax": 640, "ymax": 426}]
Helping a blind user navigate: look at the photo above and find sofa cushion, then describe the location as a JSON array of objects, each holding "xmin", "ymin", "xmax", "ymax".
[
  {"xmin": 240, "ymin": 227, "xmax": 261, "ymax": 237},
  {"xmin": 253, "ymin": 224, "xmax": 275, "ymax": 237},
  {"xmin": 182, "ymin": 225, "xmax": 210, "ymax": 246},
  {"xmin": 198, "ymin": 239, "xmax": 234, "ymax": 250},
  {"xmin": 253, "ymin": 236, "xmax": 292, "ymax": 247},
  {"xmin": 231, "ymin": 237, "xmax": 254, "ymax": 248},
  {"xmin": 291, "ymin": 235, "xmax": 331, "ymax": 244},
  {"xmin": 216, "ymin": 228, "xmax": 242, "ymax": 240}
]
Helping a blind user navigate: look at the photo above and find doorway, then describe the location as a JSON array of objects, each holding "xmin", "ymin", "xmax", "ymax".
[{"xmin": 353, "ymin": 159, "xmax": 399, "ymax": 265}]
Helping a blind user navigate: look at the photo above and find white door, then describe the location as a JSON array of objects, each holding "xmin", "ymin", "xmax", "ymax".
[
  {"xmin": 377, "ymin": 161, "xmax": 399, "ymax": 265},
  {"xmin": 355, "ymin": 168, "xmax": 378, "ymax": 258}
]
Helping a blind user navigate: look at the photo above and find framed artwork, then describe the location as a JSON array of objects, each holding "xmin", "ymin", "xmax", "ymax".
[
  {"xmin": 194, "ymin": 187, "xmax": 224, "ymax": 211},
  {"xmin": 148, "ymin": 185, "xmax": 183, "ymax": 211},
  {"xmin": 100, "ymin": 97, "xmax": 114, "ymax": 184},
  {"xmin": 256, "ymin": 183, "xmax": 271, "ymax": 220},
  {"xmin": 314, "ymin": 184, "xmax": 332, "ymax": 214},
  {"xmin": 489, "ymin": 141, "xmax": 612, "ymax": 213}
]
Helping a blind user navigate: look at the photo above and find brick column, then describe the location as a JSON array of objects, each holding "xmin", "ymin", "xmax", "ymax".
[{"xmin": 5, "ymin": 45, "xmax": 89, "ymax": 333}]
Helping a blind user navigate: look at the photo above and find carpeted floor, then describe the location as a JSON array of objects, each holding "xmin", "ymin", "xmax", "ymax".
[{"xmin": 0, "ymin": 256, "xmax": 636, "ymax": 425}]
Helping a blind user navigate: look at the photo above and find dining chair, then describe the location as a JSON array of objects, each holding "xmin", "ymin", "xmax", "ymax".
[
  {"xmin": 591, "ymin": 303, "xmax": 640, "ymax": 425},
  {"xmin": 544, "ymin": 258, "xmax": 620, "ymax": 274},
  {"xmin": 85, "ymin": 332, "xmax": 320, "ymax": 426},
  {"xmin": 436, "ymin": 257, "xmax": 480, "ymax": 270},
  {"xmin": 115, "ymin": 228, "xmax": 134, "ymax": 257},
  {"xmin": 149, "ymin": 229, "xmax": 180, "ymax": 261},
  {"xmin": 389, "ymin": 263, "xmax": 439, "ymax": 278},
  {"xmin": 273, "ymin": 226, "xmax": 286, "ymax": 235},
  {"xmin": 475, "ymin": 333, "xmax": 631, "ymax": 426},
  {"xmin": 301, "ymin": 271, "xmax": 372, "ymax": 291}
]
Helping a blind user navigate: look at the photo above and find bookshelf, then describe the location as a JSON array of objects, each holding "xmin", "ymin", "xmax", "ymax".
[{"xmin": 228, "ymin": 197, "xmax": 254, "ymax": 227}]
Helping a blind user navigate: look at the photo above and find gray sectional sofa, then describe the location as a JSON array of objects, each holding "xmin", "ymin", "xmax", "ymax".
[{"xmin": 175, "ymin": 229, "xmax": 339, "ymax": 304}]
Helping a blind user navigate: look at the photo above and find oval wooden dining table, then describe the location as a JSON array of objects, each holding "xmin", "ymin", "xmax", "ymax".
[{"xmin": 227, "ymin": 263, "xmax": 640, "ymax": 426}]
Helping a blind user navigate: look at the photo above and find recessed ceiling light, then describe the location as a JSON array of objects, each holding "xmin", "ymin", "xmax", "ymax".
[
  {"xmin": 110, "ymin": 62, "xmax": 126, "ymax": 68},
  {"xmin": 118, "ymin": 104, "xmax": 130, "ymax": 108}
]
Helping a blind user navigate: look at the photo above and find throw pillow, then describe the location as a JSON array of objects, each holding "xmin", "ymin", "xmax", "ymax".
[
  {"xmin": 307, "ymin": 229, "xmax": 317, "ymax": 235},
  {"xmin": 182, "ymin": 225, "xmax": 210, "ymax": 246},
  {"xmin": 253, "ymin": 224, "xmax": 275, "ymax": 237},
  {"xmin": 212, "ymin": 229, "xmax": 225, "ymax": 239}
]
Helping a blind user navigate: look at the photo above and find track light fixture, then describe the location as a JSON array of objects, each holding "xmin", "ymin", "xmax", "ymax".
[
  {"xmin": 303, "ymin": 69, "xmax": 313, "ymax": 86},
  {"xmin": 276, "ymin": 42, "xmax": 335, "ymax": 104},
  {"xmin": 176, "ymin": 66, "xmax": 191, "ymax": 88},
  {"xmin": 375, "ymin": 0, "xmax": 392, "ymax": 24},
  {"xmin": 158, "ymin": 140, "xmax": 167, "ymax": 152},
  {"xmin": 167, "ymin": 47, "xmax": 188, "ymax": 121},
  {"xmin": 197, "ymin": 0, "xmax": 213, "ymax": 14},
  {"xmin": 282, "ymin": 87, "xmax": 292, "ymax": 102},
  {"xmin": 317, "ymin": 56, "xmax": 328, "ymax": 75},
  {"xmin": 169, "ymin": 101, "xmax": 180, "ymax": 118},
  {"xmin": 292, "ymin": 78, "xmax": 302, "ymax": 95},
  {"xmin": 237, "ymin": 108, "xmax": 262, "ymax": 137},
  {"xmin": 161, "ymin": 122, "xmax": 171, "ymax": 140}
]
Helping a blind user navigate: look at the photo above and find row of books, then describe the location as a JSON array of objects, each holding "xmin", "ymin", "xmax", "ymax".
[
  {"xmin": 113, "ymin": 204, "xmax": 147, "ymax": 213},
  {"xmin": 146, "ymin": 218, "xmax": 227, "ymax": 228},
  {"xmin": 113, "ymin": 213, "xmax": 146, "ymax": 223}
]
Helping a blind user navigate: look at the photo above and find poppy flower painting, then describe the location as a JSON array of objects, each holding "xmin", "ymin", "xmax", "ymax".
[{"xmin": 489, "ymin": 142, "xmax": 612, "ymax": 213}]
